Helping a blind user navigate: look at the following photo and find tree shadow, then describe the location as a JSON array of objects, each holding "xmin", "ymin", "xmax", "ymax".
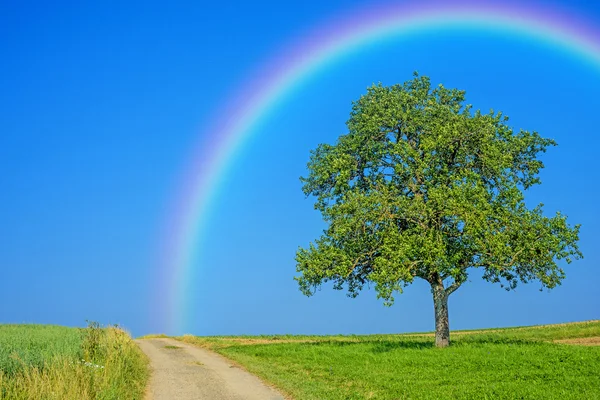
[
  {"xmin": 301, "ymin": 338, "xmax": 435, "ymax": 352},
  {"xmin": 370, "ymin": 340, "xmax": 435, "ymax": 352},
  {"xmin": 453, "ymin": 335, "xmax": 535, "ymax": 346}
]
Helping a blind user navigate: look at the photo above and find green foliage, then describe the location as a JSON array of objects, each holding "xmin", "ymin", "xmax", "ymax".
[
  {"xmin": 0, "ymin": 323, "xmax": 149, "ymax": 399},
  {"xmin": 179, "ymin": 321, "xmax": 600, "ymax": 400},
  {"xmin": 296, "ymin": 73, "xmax": 582, "ymax": 304},
  {"xmin": 79, "ymin": 320, "xmax": 105, "ymax": 363}
]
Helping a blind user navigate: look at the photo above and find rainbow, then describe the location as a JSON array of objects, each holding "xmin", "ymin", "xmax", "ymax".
[{"xmin": 160, "ymin": 0, "xmax": 600, "ymax": 334}]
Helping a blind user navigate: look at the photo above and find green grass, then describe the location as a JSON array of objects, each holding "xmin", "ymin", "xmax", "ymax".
[
  {"xmin": 0, "ymin": 325, "xmax": 82, "ymax": 377},
  {"xmin": 0, "ymin": 322, "xmax": 149, "ymax": 399},
  {"xmin": 177, "ymin": 320, "xmax": 600, "ymax": 400}
]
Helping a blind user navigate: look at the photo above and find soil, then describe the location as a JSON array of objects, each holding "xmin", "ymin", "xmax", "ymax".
[{"xmin": 136, "ymin": 338, "xmax": 285, "ymax": 400}]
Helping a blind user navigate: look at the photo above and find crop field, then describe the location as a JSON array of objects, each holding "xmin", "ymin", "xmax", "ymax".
[
  {"xmin": 0, "ymin": 325, "xmax": 82, "ymax": 377},
  {"xmin": 0, "ymin": 323, "xmax": 149, "ymax": 399},
  {"xmin": 176, "ymin": 321, "xmax": 600, "ymax": 400}
]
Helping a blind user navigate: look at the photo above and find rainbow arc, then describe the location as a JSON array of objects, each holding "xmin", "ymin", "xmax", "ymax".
[{"xmin": 161, "ymin": 1, "xmax": 600, "ymax": 334}]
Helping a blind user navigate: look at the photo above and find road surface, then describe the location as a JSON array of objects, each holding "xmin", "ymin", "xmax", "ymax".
[{"xmin": 136, "ymin": 338, "xmax": 285, "ymax": 400}]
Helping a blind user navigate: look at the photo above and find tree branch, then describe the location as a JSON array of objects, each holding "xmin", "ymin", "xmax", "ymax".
[{"xmin": 445, "ymin": 280, "xmax": 462, "ymax": 296}]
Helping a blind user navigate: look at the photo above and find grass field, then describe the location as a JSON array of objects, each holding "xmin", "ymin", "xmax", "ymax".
[
  {"xmin": 0, "ymin": 322, "xmax": 149, "ymax": 399},
  {"xmin": 176, "ymin": 320, "xmax": 600, "ymax": 400}
]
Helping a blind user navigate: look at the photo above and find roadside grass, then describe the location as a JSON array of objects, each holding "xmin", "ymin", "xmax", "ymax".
[
  {"xmin": 177, "ymin": 320, "xmax": 600, "ymax": 400},
  {"xmin": 139, "ymin": 333, "xmax": 170, "ymax": 339},
  {"xmin": 0, "ymin": 322, "xmax": 149, "ymax": 400}
]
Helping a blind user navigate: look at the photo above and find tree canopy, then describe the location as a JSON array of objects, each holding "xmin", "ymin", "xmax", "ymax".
[{"xmin": 295, "ymin": 74, "xmax": 582, "ymax": 346}]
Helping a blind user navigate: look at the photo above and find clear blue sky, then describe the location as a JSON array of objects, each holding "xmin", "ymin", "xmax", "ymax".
[{"xmin": 1, "ymin": 0, "xmax": 599, "ymax": 337}]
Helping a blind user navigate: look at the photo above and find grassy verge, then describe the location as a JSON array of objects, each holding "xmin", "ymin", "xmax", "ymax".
[
  {"xmin": 177, "ymin": 320, "xmax": 600, "ymax": 400},
  {"xmin": 0, "ymin": 322, "xmax": 149, "ymax": 400}
]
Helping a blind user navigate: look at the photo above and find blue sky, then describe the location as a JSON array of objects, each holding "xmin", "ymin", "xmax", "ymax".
[{"xmin": 1, "ymin": 0, "xmax": 599, "ymax": 337}]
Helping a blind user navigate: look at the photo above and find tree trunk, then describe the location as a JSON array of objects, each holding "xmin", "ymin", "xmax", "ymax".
[{"xmin": 432, "ymin": 283, "xmax": 450, "ymax": 348}]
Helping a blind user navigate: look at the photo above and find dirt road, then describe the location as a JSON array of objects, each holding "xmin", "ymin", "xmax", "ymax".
[{"xmin": 136, "ymin": 338, "xmax": 285, "ymax": 400}]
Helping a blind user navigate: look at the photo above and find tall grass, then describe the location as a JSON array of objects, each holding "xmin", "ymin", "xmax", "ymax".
[
  {"xmin": 0, "ymin": 325, "xmax": 81, "ymax": 377},
  {"xmin": 0, "ymin": 322, "xmax": 149, "ymax": 400}
]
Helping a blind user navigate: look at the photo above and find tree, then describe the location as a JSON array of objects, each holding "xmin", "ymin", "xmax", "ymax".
[{"xmin": 295, "ymin": 74, "xmax": 582, "ymax": 347}]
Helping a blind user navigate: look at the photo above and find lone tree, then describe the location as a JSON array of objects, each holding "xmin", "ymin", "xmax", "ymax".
[{"xmin": 295, "ymin": 74, "xmax": 582, "ymax": 347}]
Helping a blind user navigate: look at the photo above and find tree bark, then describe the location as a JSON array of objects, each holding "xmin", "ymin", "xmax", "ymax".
[{"xmin": 432, "ymin": 283, "xmax": 450, "ymax": 348}]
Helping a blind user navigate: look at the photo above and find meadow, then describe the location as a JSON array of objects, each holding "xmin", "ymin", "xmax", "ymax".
[
  {"xmin": 0, "ymin": 322, "xmax": 148, "ymax": 399},
  {"xmin": 176, "ymin": 321, "xmax": 600, "ymax": 400}
]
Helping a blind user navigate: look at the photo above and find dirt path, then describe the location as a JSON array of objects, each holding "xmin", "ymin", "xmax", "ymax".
[{"xmin": 136, "ymin": 338, "xmax": 285, "ymax": 400}]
